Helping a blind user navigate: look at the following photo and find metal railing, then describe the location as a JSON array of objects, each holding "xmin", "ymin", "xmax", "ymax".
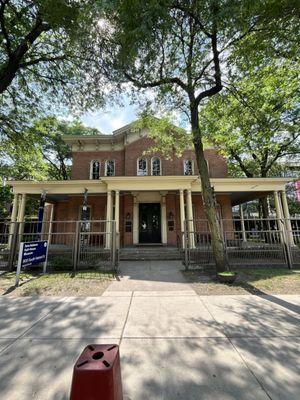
[
  {"xmin": 183, "ymin": 218, "xmax": 300, "ymax": 270},
  {"xmin": 0, "ymin": 220, "xmax": 119, "ymax": 273}
]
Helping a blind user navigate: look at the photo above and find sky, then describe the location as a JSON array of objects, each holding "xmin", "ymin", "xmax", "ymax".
[
  {"xmin": 80, "ymin": 100, "xmax": 139, "ymax": 134},
  {"xmin": 80, "ymin": 93, "xmax": 187, "ymax": 134}
]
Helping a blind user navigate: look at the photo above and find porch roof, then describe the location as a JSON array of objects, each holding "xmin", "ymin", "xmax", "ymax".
[{"xmin": 8, "ymin": 176, "xmax": 290, "ymax": 198}]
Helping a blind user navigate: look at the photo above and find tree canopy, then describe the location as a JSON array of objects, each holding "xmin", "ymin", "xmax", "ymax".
[
  {"xmin": 0, "ymin": 0, "xmax": 106, "ymax": 139},
  {"xmin": 0, "ymin": 117, "xmax": 99, "ymax": 218},
  {"xmin": 201, "ymin": 60, "xmax": 300, "ymax": 179}
]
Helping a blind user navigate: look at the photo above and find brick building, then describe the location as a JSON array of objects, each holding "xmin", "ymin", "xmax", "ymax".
[{"xmin": 8, "ymin": 121, "xmax": 291, "ymax": 249}]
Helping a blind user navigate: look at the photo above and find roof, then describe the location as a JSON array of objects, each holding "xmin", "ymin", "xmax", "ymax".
[{"xmin": 62, "ymin": 118, "xmax": 188, "ymax": 146}]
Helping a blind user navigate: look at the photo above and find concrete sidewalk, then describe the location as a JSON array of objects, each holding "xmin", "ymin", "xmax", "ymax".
[
  {"xmin": 0, "ymin": 264, "xmax": 299, "ymax": 399},
  {"xmin": 107, "ymin": 260, "xmax": 194, "ymax": 292}
]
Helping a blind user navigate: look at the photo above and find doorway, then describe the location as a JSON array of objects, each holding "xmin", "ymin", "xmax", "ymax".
[{"xmin": 139, "ymin": 203, "xmax": 161, "ymax": 243}]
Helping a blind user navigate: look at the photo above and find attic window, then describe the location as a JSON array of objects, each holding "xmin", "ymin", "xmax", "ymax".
[
  {"xmin": 90, "ymin": 160, "xmax": 100, "ymax": 179},
  {"xmin": 137, "ymin": 158, "xmax": 147, "ymax": 176}
]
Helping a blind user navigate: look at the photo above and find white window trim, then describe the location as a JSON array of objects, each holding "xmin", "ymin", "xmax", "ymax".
[
  {"xmin": 183, "ymin": 159, "xmax": 194, "ymax": 176},
  {"xmin": 104, "ymin": 159, "xmax": 116, "ymax": 176},
  {"xmin": 137, "ymin": 157, "xmax": 148, "ymax": 176},
  {"xmin": 90, "ymin": 160, "xmax": 101, "ymax": 180},
  {"xmin": 151, "ymin": 157, "xmax": 162, "ymax": 176}
]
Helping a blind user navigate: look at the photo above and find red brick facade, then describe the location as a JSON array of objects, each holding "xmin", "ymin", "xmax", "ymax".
[
  {"xmin": 71, "ymin": 137, "xmax": 228, "ymax": 179},
  {"xmin": 53, "ymin": 133, "xmax": 232, "ymax": 247}
]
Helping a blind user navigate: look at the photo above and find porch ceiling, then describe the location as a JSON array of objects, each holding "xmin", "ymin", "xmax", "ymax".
[{"xmin": 229, "ymin": 191, "xmax": 273, "ymax": 206}]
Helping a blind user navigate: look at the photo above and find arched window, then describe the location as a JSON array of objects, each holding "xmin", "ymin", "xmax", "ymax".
[
  {"xmin": 105, "ymin": 160, "xmax": 115, "ymax": 176},
  {"xmin": 183, "ymin": 160, "xmax": 194, "ymax": 175},
  {"xmin": 151, "ymin": 157, "xmax": 161, "ymax": 176},
  {"xmin": 90, "ymin": 160, "xmax": 100, "ymax": 179},
  {"xmin": 137, "ymin": 158, "xmax": 148, "ymax": 176}
]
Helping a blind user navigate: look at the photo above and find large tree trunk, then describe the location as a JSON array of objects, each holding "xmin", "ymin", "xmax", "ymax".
[
  {"xmin": 191, "ymin": 107, "xmax": 227, "ymax": 272},
  {"xmin": 259, "ymin": 197, "xmax": 269, "ymax": 219}
]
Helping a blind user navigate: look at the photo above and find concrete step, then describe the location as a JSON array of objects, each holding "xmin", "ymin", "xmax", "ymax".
[{"xmin": 120, "ymin": 247, "xmax": 182, "ymax": 261}]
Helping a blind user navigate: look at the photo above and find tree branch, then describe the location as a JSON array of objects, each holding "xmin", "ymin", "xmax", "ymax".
[
  {"xmin": 123, "ymin": 71, "xmax": 188, "ymax": 92},
  {"xmin": 19, "ymin": 55, "xmax": 66, "ymax": 68},
  {"xmin": 265, "ymin": 133, "xmax": 300, "ymax": 172},
  {"xmin": 229, "ymin": 149, "xmax": 253, "ymax": 178},
  {"xmin": 195, "ymin": 29, "xmax": 222, "ymax": 105},
  {"xmin": 171, "ymin": 1, "xmax": 212, "ymax": 38},
  {"xmin": 0, "ymin": 0, "xmax": 11, "ymax": 56},
  {"xmin": 0, "ymin": 15, "xmax": 50, "ymax": 94}
]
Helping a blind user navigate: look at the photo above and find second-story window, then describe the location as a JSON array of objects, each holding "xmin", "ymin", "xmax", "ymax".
[
  {"xmin": 151, "ymin": 157, "xmax": 161, "ymax": 176},
  {"xmin": 90, "ymin": 160, "xmax": 100, "ymax": 179},
  {"xmin": 184, "ymin": 160, "xmax": 194, "ymax": 175},
  {"xmin": 137, "ymin": 158, "xmax": 148, "ymax": 176},
  {"xmin": 105, "ymin": 160, "xmax": 115, "ymax": 176}
]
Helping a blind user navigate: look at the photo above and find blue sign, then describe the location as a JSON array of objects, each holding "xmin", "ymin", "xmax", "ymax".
[
  {"xmin": 19, "ymin": 241, "xmax": 48, "ymax": 268},
  {"xmin": 16, "ymin": 240, "xmax": 49, "ymax": 286}
]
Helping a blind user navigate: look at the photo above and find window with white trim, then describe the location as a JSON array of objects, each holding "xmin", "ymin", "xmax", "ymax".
[
  {"xmin": 90, "ymin": 160, "xmax": 100, "ymax": 179},
  {"xmin": 151, "ymin": 157, "xmax": 161, "ymax": 176},
  {"xmin": 105, "ymin": 160, "xmax": 115, "ymax": 176},
  {"xmin": 137, "ymin": 158, "xmax": 148, "ymax": 176},
  {"xmin": 184, "ymin": 160, "xmax": 194, "ymax": 175}
]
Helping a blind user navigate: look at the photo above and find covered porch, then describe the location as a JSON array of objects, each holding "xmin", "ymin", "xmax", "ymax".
[{"xmin": 8, "ymin": 176, "xmax": 293, "ymax": 247}]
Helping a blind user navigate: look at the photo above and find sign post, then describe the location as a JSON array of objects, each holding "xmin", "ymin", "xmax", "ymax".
[{"xmin": 15, "ymin": 240, "xmax": 49, "ymax": 286}]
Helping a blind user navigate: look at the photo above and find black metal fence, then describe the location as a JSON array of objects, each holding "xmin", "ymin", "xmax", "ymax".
[
  {"xmin": 0, "ymin": 220, "xmax": 119, "ymax": 273},
  {"xmin": 183, "ymin": 218, "xmax": 300, "ymax": 269}
]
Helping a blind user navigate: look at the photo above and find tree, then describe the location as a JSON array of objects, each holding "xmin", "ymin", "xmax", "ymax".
[
  {"xmin": 94, "ymin": 0, "xmax": 299, "ymax": 271},
  {"xmin": 30, "ymin": 117, "xmax": 99, "ymax": 180},
  {"xmin": 0, "ymin": 117, "xmax": 98, "ymax": 217},
  {"xmin": 0, "ymin": 0, "xmax": 106, "ymax": 138},
  {"xmin": 201, "ymin": 60, "xmax": 300, "ymax": 217}
]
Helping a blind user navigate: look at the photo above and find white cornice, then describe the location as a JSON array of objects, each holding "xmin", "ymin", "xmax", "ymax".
[{"xmin": 8, "ymin": 177, "xmax": 291, "ymax": 195}]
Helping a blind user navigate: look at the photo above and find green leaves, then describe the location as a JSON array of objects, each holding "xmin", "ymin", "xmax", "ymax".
[
  {"xmin": 0, "ymin": 0, "xmax": 106, "ymax": 138},
  {"xmin": 201, "ymin": 60, "xmax": 300, "ymax": 178}
]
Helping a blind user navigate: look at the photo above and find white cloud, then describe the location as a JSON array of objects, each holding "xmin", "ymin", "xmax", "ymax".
[{"xmin": 81, "ymin": 104, "xmax": 138, "ymax": 134}]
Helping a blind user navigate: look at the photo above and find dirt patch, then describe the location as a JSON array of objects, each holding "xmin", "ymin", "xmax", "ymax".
[
  {"xmin": 183, "ymin": 268, "xmax": 300, "ymax": 295},
  {"xmin": 0, "ymin": 271, "xmax": 114, "ymax": 297}
]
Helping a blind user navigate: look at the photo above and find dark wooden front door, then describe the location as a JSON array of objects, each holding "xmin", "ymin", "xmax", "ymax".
[{"xmin": 139, "ymin": 203, "xmax": 161, "ymax": 243}]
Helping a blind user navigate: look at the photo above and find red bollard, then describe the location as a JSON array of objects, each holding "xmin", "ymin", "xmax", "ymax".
[{"xmin": 70, "ymin": 344, "xmax": 123, "ymax": 400}]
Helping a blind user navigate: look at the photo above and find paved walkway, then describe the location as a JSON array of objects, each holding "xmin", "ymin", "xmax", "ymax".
[
  {"xmin": 107, "ymin": 260, "xmax": 194, "ymax": 292},
  {"xmin": 0, "ymin": 261, "xmax": 299, "ymax": 399}
]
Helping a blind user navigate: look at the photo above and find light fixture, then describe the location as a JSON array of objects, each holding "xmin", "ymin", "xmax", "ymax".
[{"xmin": 168, "ymin": 211, "xmax": 174, "ymax": 220}]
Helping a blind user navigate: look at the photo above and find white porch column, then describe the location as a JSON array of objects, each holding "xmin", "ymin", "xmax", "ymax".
[
  {"xmin": 280, "ymin": 190, "xmax": 294, "ymax": 245},
  {"xmin": 17, "ymin": 194, "xmax": 26, "ymax": 235},
  {"xmin": 8, "ymin": 194, "xmax": 19, "ymax": 248},
  {"xmin": 105, "ymin": 190, "xmax": 112, "ymax": 249},
  {"xmin": 48, "ymin": 204, "xmax": 55, "ymax": 245},
  {"xmin": 239, "ymin": 204, "xmax": 247, "ymax": 242},
  {"xmin": 274, "ymin": 191, "xmax": 285, "ymax": 244},
  {"xmin": 115, "ymin": 190, "xmax": 120, "ymax": 233},
  {"xmin": 133, "ymin": 194, "xmax": 139, "ymax": 244},
  {"xmin": 114, "ymin": 190, "xmax": 120, "ymax": 249},
  {"xmin": 186, "ymin": 189, "xmax": 195, "ymax": 248},
  {"xmin": 179, "ymin": 189, "xmax": 185, "ymax": 247},
  {"xmin": 161, "ymin": 194, "xmax": 167, "ymax": 244},
  {"xmin": 17, "ymin": 194, "xmax": 26, "ymax": 222}
]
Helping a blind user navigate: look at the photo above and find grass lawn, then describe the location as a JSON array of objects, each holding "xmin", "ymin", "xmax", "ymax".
[
  {"xmin": 0, "ymin": 270, "xmax": 115, "ymax": 296},
  {"xmin": 183, "ymin": 268, "xmax": 300, "ymax": 295}
]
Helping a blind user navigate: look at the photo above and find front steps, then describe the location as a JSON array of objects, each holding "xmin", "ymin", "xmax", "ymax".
[{"xmin": 119, "ymin": 246, "xmax": 182, "ymax": 261}]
